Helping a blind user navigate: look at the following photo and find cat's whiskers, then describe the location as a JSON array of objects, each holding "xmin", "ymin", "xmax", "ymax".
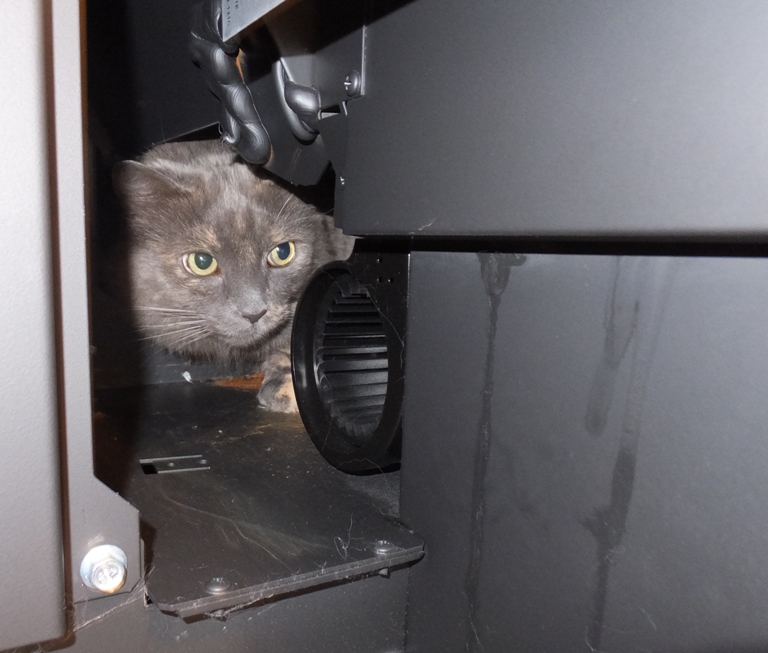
[
  {"xmin": 166, "ymin": 327, "xmax": 212, "ymax": 353},
  {"xmin": 134, "ymin": 306, "xmax": 200, "ymax": 316},
  {"xmin": 136, "ymin": 320, "xmax": 207, "ymax": 329},
  {"xmin": 135, "ymin": 324, "xmax": 207, "ymax": 342},
  {"xmin": 274, "ymin": 196, "xmax": 292, "ymax": 222}
]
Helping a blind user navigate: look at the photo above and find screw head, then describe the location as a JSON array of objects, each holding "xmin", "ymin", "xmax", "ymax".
[
  {"xmin": 204, "ymin": 577, "xmax": 231, "ymax": 595},
  {"xmin": 373, "ymin": 540, "xmax": 396, "ymax": 555},
  {"xmin": 80, "ymin": 545, "xmax": 128, "ymax": 594},
  {"xmin": 343, "ymin": 70, "xmax": 362, "ymax": 97}
]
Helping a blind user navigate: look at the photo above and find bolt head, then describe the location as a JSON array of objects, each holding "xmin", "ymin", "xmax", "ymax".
[
  {"xmin": 204, "ymin": 577, "xmax": 231, "ymax": 595},
  {"xmin": 343, "ymin": 70, "xmax": 362, "ymax": 97},
  {"xmin": 80, "ymin": 545, "xmax": 128, "ymax": 594},
  {"xmin": 373, "ymin": 540, "xmax": 396, "ymax": 555}
]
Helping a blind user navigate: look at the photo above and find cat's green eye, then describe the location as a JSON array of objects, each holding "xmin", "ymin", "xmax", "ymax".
[
  {"xmin": 267, "ymin": 241, "xmax": 296, "ymax": 268},
  {"xmin": 184, "ymin": 252, "xmax": 218, "ymax": 276}
]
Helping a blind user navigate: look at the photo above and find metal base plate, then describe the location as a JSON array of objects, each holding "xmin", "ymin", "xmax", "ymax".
[{"xmin": 94, "ymin": 381, "xmax": 422, "ymax": 619}]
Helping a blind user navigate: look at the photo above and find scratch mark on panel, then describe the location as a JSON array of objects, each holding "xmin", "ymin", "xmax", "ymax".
[
  {"xmin": 585, "ymin": 257, "xmax": 643, "ymax": 436},
  {"xmin": 464, "ymin": 253, "xmax": 521, "ymax": 653},
  {"xmin": 583, "ymin": 258, "xmax": 675, "ymax": 651}
]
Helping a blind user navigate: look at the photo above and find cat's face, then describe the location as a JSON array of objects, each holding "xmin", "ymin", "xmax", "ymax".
[{"xmin": 115, "ymin": 141, "xmax": 351, "ymax": 359}]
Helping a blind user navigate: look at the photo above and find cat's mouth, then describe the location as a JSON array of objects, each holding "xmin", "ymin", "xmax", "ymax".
[
  {"xmin": 221, "ymin": 317, "xmax": 275, "ymax": 348},
  {"xmin": 218, "ymin": 328, "xmax": 261, "ymax": 348}
]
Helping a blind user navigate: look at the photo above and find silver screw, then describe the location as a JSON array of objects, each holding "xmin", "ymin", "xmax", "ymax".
[
  {"xmin": 80, "ymin": 544, "xmax": 128, "ymax": 594},
  {"xmin": 373, "ymin": 540, "xmax": 396, "ymax": 555},
  {"xmin": 343, "ymin": 70, "xmax": 362, "ymax": 97},
  {"xmin": 204, "ymin": 577, "xmax": 231, "ymax": 595}
]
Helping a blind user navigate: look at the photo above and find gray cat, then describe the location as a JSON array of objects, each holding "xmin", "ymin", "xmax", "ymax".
[{"xmin": 114, "ymin": 140, "xmax": 354, "ymax": 412}]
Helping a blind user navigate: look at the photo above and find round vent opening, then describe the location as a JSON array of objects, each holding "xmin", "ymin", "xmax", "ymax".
[
  {"xmin": 292, "ymin": 258, "xmax": 406, "ymax": 474},
  {"xmin": 314, "ymin": 275, "xmax": 388, "ymax": 448}
]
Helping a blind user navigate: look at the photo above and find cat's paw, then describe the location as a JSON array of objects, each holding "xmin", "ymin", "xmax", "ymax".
[{"xmin": 257, "ymin": 374, "xmax": 298, "ymax": 413}]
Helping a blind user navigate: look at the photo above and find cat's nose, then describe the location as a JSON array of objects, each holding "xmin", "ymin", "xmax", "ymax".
[{"xmin": 242, "ymin": 309, "xmax": 267, "ymax": 324}]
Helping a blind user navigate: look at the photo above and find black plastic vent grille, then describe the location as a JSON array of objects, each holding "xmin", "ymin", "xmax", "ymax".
[
  {"xmin": 315, "ymin": 278, "xmax": 388, "ymax": 447},
  {"xmin": 293, "ymin": 254, "xmax": 407, "ymax": 473}
]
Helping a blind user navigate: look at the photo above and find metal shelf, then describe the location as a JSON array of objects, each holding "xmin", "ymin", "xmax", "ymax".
[{"xmin": 94, "ymin": 382, "xmax": 422, "ymax": 619}]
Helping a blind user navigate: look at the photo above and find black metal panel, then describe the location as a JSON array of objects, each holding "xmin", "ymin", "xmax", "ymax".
[
  {"xmin": 401, "ymin": 251, "xmax": 768, "ymax": 652},
  {"xmin": 591, "ymin": 257, "xmax": 768, "ymax": 652},
  {"xmin": 400, "ymin": 253, "xmax": 492, "ymax": 653},
  {"xmin": 222, "ymin": 0, "xmax": 291, "ymax": 41},
  {"xmin": 338, "ymin": 0, "xmax": 768, "ymax": 238},
  {"xmin": 94, "ymin": 382, "xmax": 421, "ymax": 619}
]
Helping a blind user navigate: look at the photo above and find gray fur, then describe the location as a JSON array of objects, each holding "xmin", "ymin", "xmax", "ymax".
[{"xmin": 114, "ymin": 140, "xmax": 354, "ymax": 412}]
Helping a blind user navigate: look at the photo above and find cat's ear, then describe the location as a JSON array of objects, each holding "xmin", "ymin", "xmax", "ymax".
[{"xmin": 113, "ymin": 160, "xmax": 190, "ymax": 204}]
